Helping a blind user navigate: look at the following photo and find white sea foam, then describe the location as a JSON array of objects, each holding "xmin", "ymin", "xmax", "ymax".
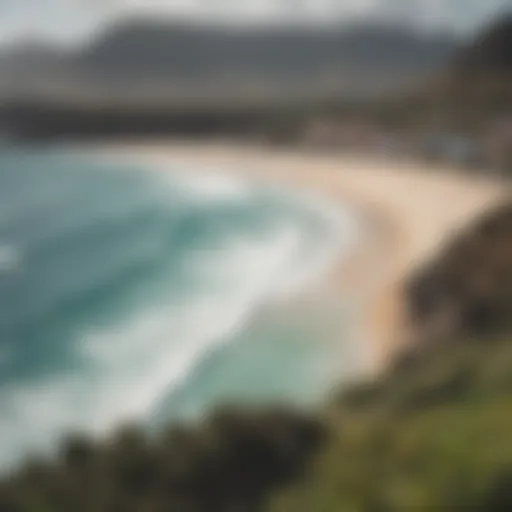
[
  {"xmin": 77, "ymin": 223, "xmax": 324, "ymax": 431},
  {"xmin": 0, "ymin": 164, "xmax": 360, "ymax": 472},
  {"xmin": 0, "ymin": 244, "xmax": 21, "ymax": 273},
  {"xmin": 160, "ymin": 166, "xmax": 252, "ymax": 204}
]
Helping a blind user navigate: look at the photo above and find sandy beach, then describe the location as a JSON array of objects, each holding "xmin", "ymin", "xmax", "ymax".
[{"xmin": 99, "ymin": 141, "xmax": 508, "ymax": 373}]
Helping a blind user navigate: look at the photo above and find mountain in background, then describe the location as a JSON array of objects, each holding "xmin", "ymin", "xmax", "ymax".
[
  {"xmin": 78, "ymin": 22, "xmax": 455, "ymax": 80},
  {"xmin": 455, "ymin": 13, "xmax": 511, "ymax": 78},
  {"xmin": 0, "ymin": 20, "xmax": 457, "ymax": 103},
  {"xmin": 0, "ymin": 42, "xmax": 67, "ymax": 93},
  {"xmin": 420, "ymin": 14, "xmax": 512, "ymax": 126}
]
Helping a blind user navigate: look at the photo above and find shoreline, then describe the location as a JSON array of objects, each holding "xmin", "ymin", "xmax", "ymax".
[{"xmin": 95, "ymin": 141, "xmax": 507, "ymax": 374}]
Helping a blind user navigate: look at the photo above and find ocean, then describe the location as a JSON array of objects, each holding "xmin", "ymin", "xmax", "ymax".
[{"xmin": 0, "ymin": 148, "xmax": 362, "ymax": 470}]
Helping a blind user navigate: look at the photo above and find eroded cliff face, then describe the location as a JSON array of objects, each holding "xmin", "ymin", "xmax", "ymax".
[{"xmin": 406, "ymin": 200, "xmax": 512, "ymax": 346}]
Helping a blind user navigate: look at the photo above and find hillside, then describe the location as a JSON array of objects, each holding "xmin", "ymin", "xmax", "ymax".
[
  {"xmin": 0, "ymin": 42, "xmax": 67, "ymax": 94},
  {"xmin": 79, "ymin": 22, "xmax": 454, "ymax": 80},
  {"xmin": 414, "ymin": 14, "xmax": 512, "ymax": 128},
  {"xmin": 0, "ymin": 21, "xmax": 456, "ymax": 103},
  {"xmin": 271, "ymin": 202, "xmax": 512, "ymax": 511},
  {"xmin": 447, "ymin": 13, "xmax": 511, "ymax": 100},
  {"xmin": 457, "ymin": 14, "xmax": 512, "ymax": 75}
]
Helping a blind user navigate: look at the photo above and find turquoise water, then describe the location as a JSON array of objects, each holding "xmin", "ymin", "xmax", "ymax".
[{"xmin": 0, "ymin": 148, "xmax": 361, "ymax": 469}]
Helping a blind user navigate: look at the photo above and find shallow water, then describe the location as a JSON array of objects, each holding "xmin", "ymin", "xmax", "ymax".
[{"xmin": 0, "ymin": 148, "xmax": 361, "ymax": 469}]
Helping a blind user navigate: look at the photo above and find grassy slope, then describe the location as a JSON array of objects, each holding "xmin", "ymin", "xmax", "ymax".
[{"xmin": 271, "ymin": 338, "xmax": 512, "ymax": 511}]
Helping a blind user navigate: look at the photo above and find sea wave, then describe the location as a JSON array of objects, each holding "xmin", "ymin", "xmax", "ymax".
[
  {"xmin": 0, "ymin": 151, "xmax": 360, "ymax": 471},
  {"xmin": 0, "ymin": 244, "xmax": 21, "ymax": 273}
]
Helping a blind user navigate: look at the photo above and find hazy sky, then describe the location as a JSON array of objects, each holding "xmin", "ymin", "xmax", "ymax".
[{"xmin": 0, "ymin": 0, "xmax": 509, "ymax": 45}]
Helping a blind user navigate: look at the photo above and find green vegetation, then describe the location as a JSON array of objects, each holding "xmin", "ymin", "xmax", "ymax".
[
  {"xmin": 0, "ymin": 408, "xmax": 324, "ymax": 512},
  {"xmin": 272, "ymin": 337, "xmax": 512, "ymax": 511},
  {"xmin": 2, "ymin": 204, "xmax": 512, "ymax": 511},
  {"xmin": 0, "ymin": 410, "xmax": 323, "ymax": 512}
]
